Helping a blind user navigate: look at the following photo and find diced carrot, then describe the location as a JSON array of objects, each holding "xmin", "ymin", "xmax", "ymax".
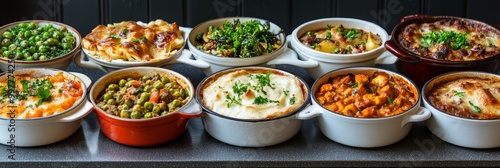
[
  {"xmin": 72, "ymin": 81, "xmax": 81, "ymax": 89},
  {"xmin": 132, "ymin": 80, "xmax": 141, "ymax": 88},
  {"xmin": 150, "ymin": 91, "xmax": 160, "ymax": 103},
  {"xmin": 60, "ymin": 97, "xmax": 75, "ymax": 109}
]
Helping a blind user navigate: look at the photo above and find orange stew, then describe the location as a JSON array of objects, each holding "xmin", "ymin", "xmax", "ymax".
[
  {"xmin": 0, "ymin": 72, "xmax": 83, "ymax": 118},
  {"xmin": 315, "ymin": 71, "xmax": 418, "ymax": 118}
]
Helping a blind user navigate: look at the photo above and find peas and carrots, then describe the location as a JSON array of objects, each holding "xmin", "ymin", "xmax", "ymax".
[{"xmin": 97, "ymin": 73, "xmax": 189, "ymax": 119}]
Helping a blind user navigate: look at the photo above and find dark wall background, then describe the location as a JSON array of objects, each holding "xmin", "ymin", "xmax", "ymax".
[{"xmin": 2, "ymin": 0, "xmax": 499, "ymax": 36}]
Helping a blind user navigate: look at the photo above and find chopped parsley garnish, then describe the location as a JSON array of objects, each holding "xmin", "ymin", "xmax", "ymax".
[
  {"xmin": 453, "ymin": 90, "xmax": 465, "ymax": 97},
  {"xmin": 344, "ymin": 29, "xmax": 359, "ymax": 40},
  {"xmin": 351, "ymin": 82, "xmax": 359, "ymax": 88},
  {"xmin": 289, "ymin": 94, "xmax": 296, "ymax": 105},
  {"xmin": 468, "ymin": 101, "xmax": 481, "ymax": 113},
  {"xmin": 253, "ymin": 96, "xmax": 279, "ymax": 105},
  {"xmin": 58, "ymin": 88, "xmax": 63, "ymax": 93},
  {"xmin": 387, "ymin": 97, "xmax": 394, "ymax": 105},
  {"xmin": 141, "ymin": 36, "xmax": 148, "ymax": 42},
  {"xmin": 121, "ymin": 29, "xmax": 129, "ymax": 37},
  {"xmin": 421, "ymin": 30, "xmax": 469, "ymax": 50},
  {"xmin": 326, "ymin": 24, "xmax": 332, "ymax": 30},
  {"xmin": 306, "ymin": 31, "xmax": 312, "ymax": 36},
  {"xmin": 333, "ymin": 48, "xmax": 339, "ymax": 53},
  {"xmin": 489, "ymin": 43, "xmax": 495, "ymax": 47},
  {"xmin": 110, "ymin": 34, "xmax": 120, "ymax": 39},
  {"xmin": 225, "ymin": 95, "xmax": 242, "ymax": 108},
  {"xmin": 21, "ymin": 79, "xmax": 30, "ymax": 93},
  {"xmin": 325, "ymin": 32, "xmax": 332, "ymax": 39},
  {"xmin": 252, "ymin": 73, "xmax": 275, "ymax": 95},
  {"xmin": 133, "ymin": 45, "xmax": 139, "ymax": 51},
  {"xmin": 311, "ymin": 43, "xmax": 318, "ymax": 49},
  {"xmin": 133, "ymin": 39, "xmax": 140, "ymax": 44},
  {"xmin": 283, "ymin": 89, "xmax": 289, "ymax": 96},
  {"xmin": 232, "ymin": 81, "xmax": 249, "ymax": 97}
]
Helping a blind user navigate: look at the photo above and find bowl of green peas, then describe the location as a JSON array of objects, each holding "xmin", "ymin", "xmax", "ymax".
[
  {"xmin": 89, "ymin": 67, "xmax": 202, "ymax": 146},
  {"xmin": 0, "ymin": 20, "xmax": 80, "ymax": 71}
]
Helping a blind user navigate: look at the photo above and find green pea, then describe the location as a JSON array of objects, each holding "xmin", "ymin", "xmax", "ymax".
[
  {"xmin": 161, "ymin": 111, "xmax": 169, "ymax": 116},
  {"xmin": 164, "ymin": 83, "xmax": 172, "ymax": 89},
  {"xmin": 152, "ymin": 105, "xmax": 161, "ymax": 113},
  {"xmin": 130, "ymin": 111, "xmax": 142, "ymax": 119},
  {"xmin": 39, "ymin": 55, "xmax": 47, "ymax": 60},
  {"xmin": 59, "ymin": 26, "xmax": 67, "ymax": 32},
  {"xmin": 168, "ymin": 99, "xmax": 180, "ymax": 110},
  {"xmin": 161, "ymin": 77, "xmax": 170, "ymax": 84},
  {"xmin": 172, "ymin": 90, "xmax": 182, "ymax": 98},
  {"xmin": 62, "ymin": 36, "xmax": 75, "ymax": 44},
  {"xmin": 107, "ymin": 99, "xmax": 115, "ymax": 105},
  {"xmin": 38, "ymin": 45, "xmax": 48, "ymax": 53},
  {"xmin": 144, "ymin": 85, "xmax": 151, "ymax": 92},
  {"xmin": 53, "ymin": 31, "xmax": 63, "ymax": 39},
  {"xmin": 24, "ymin": 30, "xmax": 31, "ymax": 37},
  {"xmin": 3, "ymin": 51, "xmax": 11, "ymax": 57},
  {"xmin": 144, "ymin": 112, "xmax": 153, "ymax": 119},
  {"xmin": 32, "ymin": 53, "xmax": 39, "ymax": 60},
  {"xmin": 25, "ymin": 56, "xmax": 33, "ymax": 61},
  {"xmin": 1, "ymin": 39, "xmax": 11, "ymax": 46},
  {"xmin": 137, "ymin": 98, "xmax": 146, "ymax": 106},
  {"xmin": 144, "ymin": 102, "xmax": 153, "ymax": 110},
  {"xmin": 125, "ymin": 81, "xmax": 133, "ymax": 87},
  {"xmin": 132, "ymin": 105, "xmax": 143, "ymax": 112},
  {"xmin": 103, "ymin": 93, "xmax": 112, "ymax": 101},
  {"xmin": 42, "ymin": 32, "xmax": 50, "ymax": 39},
  {"xmin": 145, "ymin": 79, "xmax": 152, "ymax": 85},
  {"xmin": 28, "ymin": 46, "xmax": 36, "ymax": 54},
  {"xmin": 140, "ymin": 93, "xmax": 150, "ymax": 100},
  {"xmin": 46, "ymin": 38, "xmax": 56, "ymax": 46},
  {"xmin": 142, "ymin": 75, "xmax": 150, "ymax": 82},
  {"xmin": 18, "ymin": 22, "xmax": 27, "ymax": 28},
  {"xmin": 2, "ymin": 31, "xmax": 13, "ymax": 39},
  {"xmin": 20, "ymin": 40, "xmax": 29, "ymax": 48},
  {"xmin": 62, "ymin": 42, "xmax": 72, "ymax": 49},
  {"xmin": 154, "ymin": 82, "xmax": 164, "ymax": 90},
  {"xmin": 14, "ymin": 52, "xmax": 23, "ymax": 60},
  {"xmin": 107, "ymin": 84, "xmax": 119, "ymax": 91},
  {"xmin": 120, "ymin": 110, "xmax": 130, "ymax": 118},
  {"xmin": 101, "ymin": 105, "xmax": 108, "ymax": 111},
  {"xmin": 118, "ymin": 79, "xmax": 127, "ymax": 87}
]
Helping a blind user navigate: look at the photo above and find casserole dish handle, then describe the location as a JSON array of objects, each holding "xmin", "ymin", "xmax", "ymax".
[
  {"xmin": 166, "ymin": 49, "xmax": 211, "ymax": 69},
  {"xmin": 57, "ymin": 101, "xmax": 93, "ymax": 122},
  {"xmin": 74, "ymin": 50, "xmax": 108, "ymax": 72},
  {"xmin": 384, "ymin": 41, "xmax": 420, "ymax": 64},
  {"xmin": 69, "ymin": 72, "xmax": 93, "ymax": 92},
  {"xmin": 267, "ymin": 35, "xmax": 319, "ymax": 68},
  {"xmin": 400, "ymin": 106, "xmax": 431, "ymax": 128},
  {"xmin": 175, "ymin": 100, "xmax": 203, "ymax": 127},
  {"xmin": 295, "ymin": 105, "xmax": 323, "ymax": 120}
]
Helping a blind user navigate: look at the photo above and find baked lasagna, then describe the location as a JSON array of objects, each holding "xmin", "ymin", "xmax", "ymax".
[
  {"xmin": 300, "ymin": 25, "xmax": 382, "ymax": 54},
  {"xmin": 82, "ymin": 19, "xmax": 184, "ymax": 62},
  {"xmin": 0, "ymin": 72, "xmax": 84, "ymax": 119},
  {"xmin": 200, "ymin": 69, "xmax": 306, "ymax": 119},
  {"xmin": 428, "ymin": 77, "xmax": 500, "ymax": 119},
  {"xmin": 399, "ymin": 19, "xmax": 500, "ymax": 61},
  {"xmin": 315, "ymin": 71, "xmax": 418, "ymax": 118}
]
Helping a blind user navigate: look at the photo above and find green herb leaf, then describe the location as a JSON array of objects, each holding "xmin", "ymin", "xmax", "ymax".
[
  {"xmin": 283, "ymin": 89, "xmax": 289, "ymax": 96},
  {"xmin": 232, "ymin": 81, "xmax": 249, "ymax": 97},
  {"xmin": 253, "ymin": 96, "xmax": 279, "ymax": 105},
  {"xmin": 326, "ymin": 24, "xmax": 332, "ymax": 30},
  {"xmin": 453, "ymin": 90, "xmax": 465, "ymax": 97},
  {"xmin": 351, "ymin": 82, "xmax": 359, "ymax": 88},
  {"xmin": 133, "ymin": 45, "xmax": 139, "ymax": 51},
  {"xmin": 110, "ymin": 34, "xmax": 120, "ymax": 39},
  {"xmin": 141, "ymin": 36, "xmax": 147, "ymax": 42},
  {"xmin": 35, "ymin": 86, "xmax": 51, "ymax": 105},
  {"xmin": 325, "ymin": 32, "xmax": 332, "ymax": 39},
  {"xmin": 468, "ymin": 101, "xmax": 481, "ymax": 113},
  {"xmin": 225, "ymin": 95, "xmax": 242, "ymax": 108},
  {"xmin": 344, "ymin": 29, "xmax": 359, "ymax": 40},
  {"xmin": 133, "ymin": 39, "xmax": 140, "ymax": 44},
  {"xmin": 333, "ymin": 48, "xmax": 339, "ymax": 53},
  {"xmin": 387, "ymin": 97, "xmax": 394, "ymax": 105},
  {"xmin": 421, "ymin": 30, "xmax": 469, "ymax": 50},
  {"xmin": 289, "ymin": 94, "xmax": 296, "ymax": 105},
  {"xmin": 21, "ymin": 79, "xmax": 30, "ymax": 93},
  {"xmin": 121, "ymin": 29, "xmax": 129, "ymax": 37}
]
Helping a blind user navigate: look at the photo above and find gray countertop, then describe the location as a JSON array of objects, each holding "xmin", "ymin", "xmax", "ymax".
[{"xmin": 1, "ymin": 61, "xmax": 500, "ymax": 168}]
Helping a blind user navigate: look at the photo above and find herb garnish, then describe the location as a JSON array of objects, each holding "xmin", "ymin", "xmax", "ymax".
[
  {"xmin": 421, "ymin": 30, "xmax": 469, "ymax": 50},
  {"xmin": 283, "ymin": 89, "xmax": 289, "ymax": 96},
  {"xmin": 253, "ymin": 96, "xmax": 279, "ymax": 105},
  {"xmin": 289, "ymin": 94, "xmax": 296, "ymax": 105},
  {"xmin": 110, "ymin": 34, "xmax": 120, "ymax": 39},
  {"xmin": 133, "ymin": 39, "xmax": 140, "ymax": 44},
  {"xmin": 468, "ymin": 101, "xmax": 481, "ymax": 113},
  {"xmin": 325, "ymin": 32, "xmax": 332, "ymax": 39},
  {"xmin": 232, "ymin": 81, "xmax": 249, "ymax": 96},
  {"xmin": 387, "ymin": 97, "xmax": 394, "ymax": 105},
  {"xmin": 453, "ymin": 90, "xmax": 465, "ymax": 97},
  {"xmin": 225, "ymin": 95, "xmax": 242, "ymax": 107}
]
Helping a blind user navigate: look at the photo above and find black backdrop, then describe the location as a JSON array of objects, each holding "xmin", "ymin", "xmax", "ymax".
[{"xmin": 3, "ymin": 0, "xmax": 500, "ymax": 36}]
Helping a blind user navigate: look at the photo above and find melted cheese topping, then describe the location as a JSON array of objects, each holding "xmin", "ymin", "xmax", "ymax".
[
  {"xmin": 82, "ymin": 19, "xmax": 184, "ymax": 62},
  {"xmin": 399, "ymin": 19, "xmax": 500, "ymax": 61},
  {"xmin": 201, "ymin": 70, "xmax": 305, "ymax": 119},
  {"xmin": 429, "ymin": 77, "xmax": 500, "ymax": 119},
  {"xmin": 0, "ymin": 72, "xmax": 84, "ymax": 119}
]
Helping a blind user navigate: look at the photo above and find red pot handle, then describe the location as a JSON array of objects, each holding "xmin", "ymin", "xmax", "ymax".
[
  {"xmin": 400, "ymin": 14, "xmax": 429, "ymax": 23},
  {"xmin": 384, "ymin": 41, "xmax": 420, "ymax": 64}
]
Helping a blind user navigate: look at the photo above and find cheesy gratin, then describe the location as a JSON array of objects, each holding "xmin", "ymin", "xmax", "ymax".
[
  {"xmin": 0, "ymin": 72, "xmax": 84, "ymax": 119},
  {"xmin": 300, "ymin": 25, "xmax": 382, "ymax": 54},
  {"xmin": 82, "ymin": 19, "xmax": 184, "ymax": 62},
  {"xmin": 315, "ymin": 71, "xmax": 418, "ymax": 118},
  {"xmin": 399, "ymin": 19, "xmax": 500, "ymax": 61},
  {"xmin": 428, "ymin": 77, "xmax": 500, "ymax": 119},
  {"xmin": 200, "ymin": 69, "xmax": 306, "ymax": 119}
]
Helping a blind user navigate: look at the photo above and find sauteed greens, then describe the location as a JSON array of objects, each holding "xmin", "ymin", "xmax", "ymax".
[{"xmin": 195, "ymin": 19, "xmax": 284, "ymax": 58}]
